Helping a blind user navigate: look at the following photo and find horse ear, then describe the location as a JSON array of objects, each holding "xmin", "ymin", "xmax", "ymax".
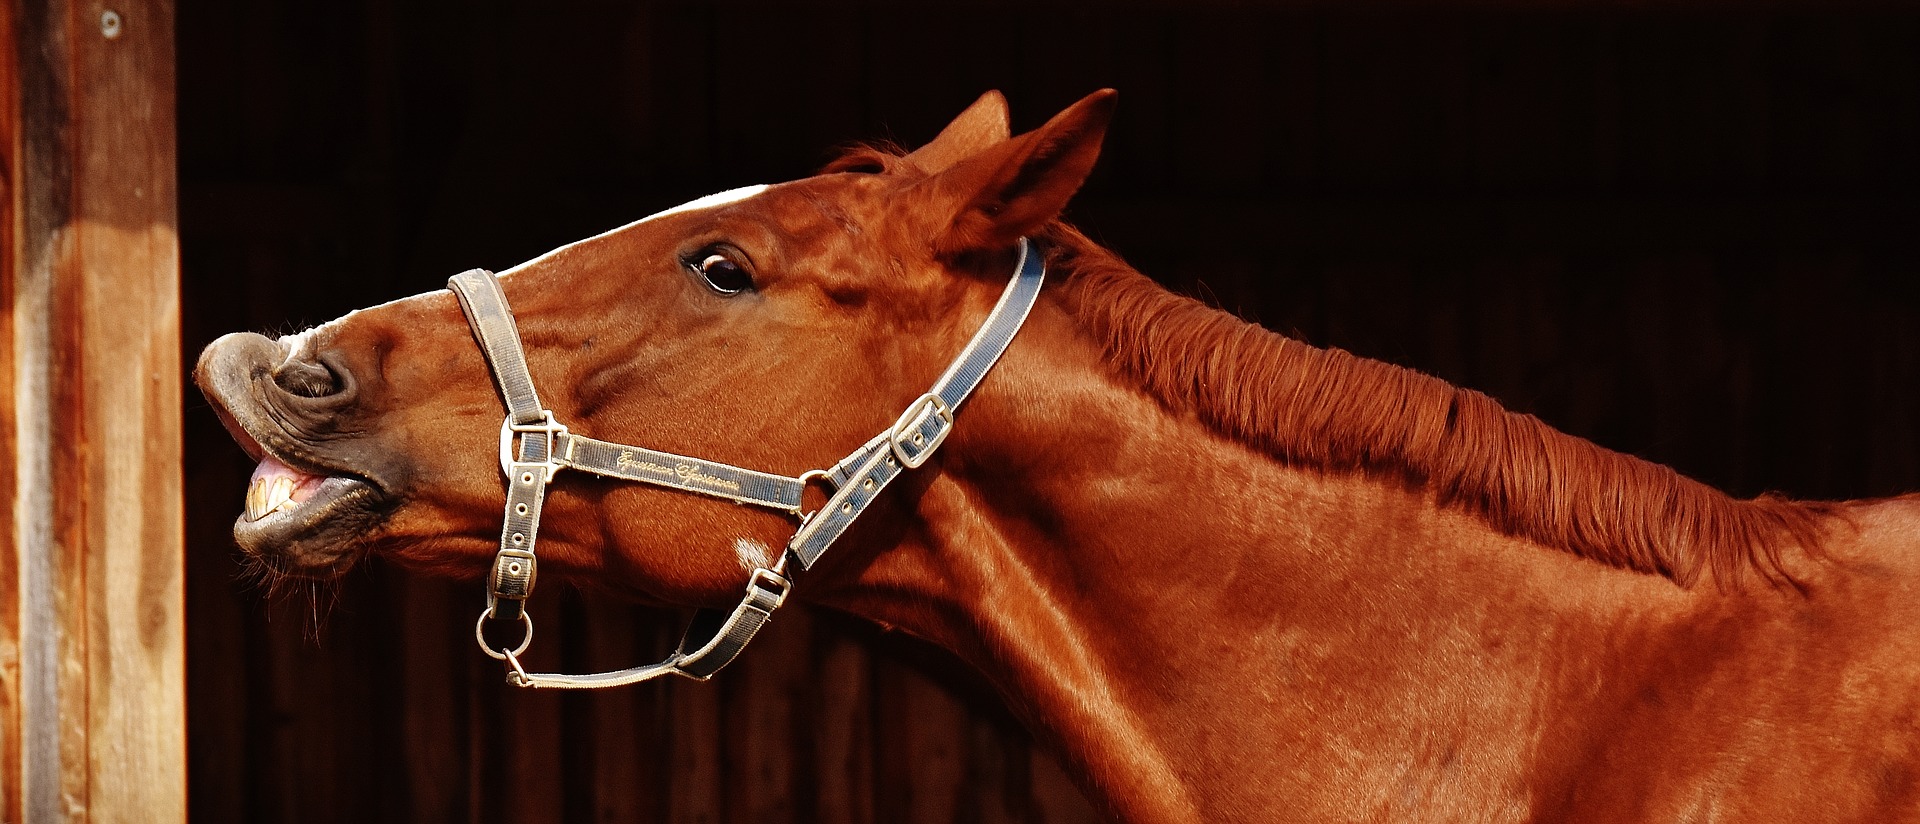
[
  {"xmin": 914, "ymin": 89, "xmax": 1116, "ymax": 260},
  {"xmin": 904, "ymin": 90, "xmax": 1012, "ymax": 174}
]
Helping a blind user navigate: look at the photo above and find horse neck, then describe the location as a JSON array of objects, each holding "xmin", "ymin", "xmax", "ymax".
[{"xmin": 816, "ymin": 291, "xmax": 1698, "ymax": 824}]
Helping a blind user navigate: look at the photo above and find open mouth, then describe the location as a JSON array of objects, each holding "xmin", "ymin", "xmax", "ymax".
[
  {"xmin": 235, "ymin": 452, "xmax": 381, "ymax": 562},
  {"xmin": 244, "ymin": 454, "xmax": 335, "ymax": 522},
  {"xmin": 221, "ymin": 420, "xmax": 389, "ymax": 574}
]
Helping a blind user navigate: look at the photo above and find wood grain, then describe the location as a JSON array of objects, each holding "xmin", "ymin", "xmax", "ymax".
[
  {"xmin": 0, "ymin": 0, "xmax": 21, "ymax": 818},
  {"xmin": 5, "ymin": 0, "xmax": 184, "ymax": 820},
  {"xmin": 812, "ymin": 630, "xmax": 875, "ymax": 824}
]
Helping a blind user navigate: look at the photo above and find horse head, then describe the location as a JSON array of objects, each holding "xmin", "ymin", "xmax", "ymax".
[{"xmin": 195, "ymin": 90, "xmax": 1116, "ymax": 611}]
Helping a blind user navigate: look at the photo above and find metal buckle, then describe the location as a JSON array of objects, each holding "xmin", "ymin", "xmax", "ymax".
[
  {"xmin": 499, "ymin": 410, "xmax": 569, "ymax": 481},
  {"xmin": 889, "ymin": 393, "xmax": 953, "ymax": 469},
  {"xmin": 489, "ymin": 549, "xmax": 538, "ymax": 601},
  {"xmin": 745, "ymin": 566, "xmax": 791, "ymax": 611}
]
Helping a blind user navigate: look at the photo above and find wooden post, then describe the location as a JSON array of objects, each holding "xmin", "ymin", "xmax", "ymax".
[{"xmin": 2, "ymin": 0, "xmax": 185, "ymax": 821}]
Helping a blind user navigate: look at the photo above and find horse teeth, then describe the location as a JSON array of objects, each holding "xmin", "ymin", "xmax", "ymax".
[
  {"xmin": 266, "ymin": 477, "xmax": 294, "ymax": 514},
  {"xmin": 245, "ymin": 476, "xmax": 298, "ymax": 522}
]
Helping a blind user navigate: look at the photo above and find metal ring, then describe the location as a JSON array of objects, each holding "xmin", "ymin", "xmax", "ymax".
[
  {"xmin": 474, "ymin": 609, "xmax": 534, "ymax": 660},
  {"xmin": 795, "ymin": 468, "xmax": 838, "ymax": 521}
]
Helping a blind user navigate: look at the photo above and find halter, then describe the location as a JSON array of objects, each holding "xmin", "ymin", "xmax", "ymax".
[{"xmin": 448, "ymin": 238, "xmax": 1045, "ymax": 688}]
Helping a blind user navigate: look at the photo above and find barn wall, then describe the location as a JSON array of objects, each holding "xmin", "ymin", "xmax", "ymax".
[{"xmin": 178, "ymin": 2, "xmax": 1920, "ymax": 823}]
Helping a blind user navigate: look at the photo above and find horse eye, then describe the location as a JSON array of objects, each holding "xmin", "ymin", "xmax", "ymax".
[{"xmin": 694, "ymin": 253, "xmax": 753, "ymax": 295}]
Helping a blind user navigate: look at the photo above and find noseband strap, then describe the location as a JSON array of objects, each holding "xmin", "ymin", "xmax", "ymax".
[{"xmin": 449, "ymin": 238, "xmax": 1045, "ymax": 688}]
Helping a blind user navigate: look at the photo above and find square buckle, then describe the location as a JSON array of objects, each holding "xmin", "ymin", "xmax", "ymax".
[
  {"xmin": 888, "ymin": 393, "xmax": 953, "ymax": 469},
  {"xmin": 745, "ymin": 567, "xmax": 791, "ymax": 611},
  {"xmin": 489, "ymin": 548, "xmax": 539, "ymax": 601},
  {"xmin": 499, "ymin": 410, "xmax": 569, "ymax": 481}
]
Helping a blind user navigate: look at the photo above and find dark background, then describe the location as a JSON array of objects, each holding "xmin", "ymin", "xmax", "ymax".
[{"xmin": 178, "ymin": 2, "xmax": 1920, "ymax": 822}]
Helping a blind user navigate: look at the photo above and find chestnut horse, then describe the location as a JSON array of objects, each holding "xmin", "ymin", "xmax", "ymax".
[{"xmin": 196, "ymin": 90, "xmax": 1920, "ymax": 822}]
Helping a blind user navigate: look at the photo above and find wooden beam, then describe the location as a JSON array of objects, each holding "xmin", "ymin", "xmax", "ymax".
[
  {"xmin": 0, "ymin": 0, "xmax": 22, "ymax": 819},
  {"xmin": 4, "ymin": 0, "xmax": 184, "ymax": 821}
]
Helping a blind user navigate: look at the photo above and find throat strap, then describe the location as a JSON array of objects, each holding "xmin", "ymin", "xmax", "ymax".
[
  {"xmin": 449, "ymin": 239, "xmax": 1045, "ymax": 688},
  {"xmin": 790, "ymin": 241, "xmax": 1046, "ymax": 568}
]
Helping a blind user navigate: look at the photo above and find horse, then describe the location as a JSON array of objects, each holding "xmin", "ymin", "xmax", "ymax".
[{"xmin": 195, "ymin": 89, "xmax": 1920, "ymax": 823}]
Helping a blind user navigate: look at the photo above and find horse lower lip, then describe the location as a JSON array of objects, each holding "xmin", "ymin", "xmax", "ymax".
[{"xmin": 232, "ymin": 475, "xmax": 380, "ymax": 569}]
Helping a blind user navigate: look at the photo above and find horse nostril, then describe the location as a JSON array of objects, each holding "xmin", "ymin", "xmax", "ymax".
[{"xmin": 272, "ymin": 356, "xmax": 345, "ymax": 399}]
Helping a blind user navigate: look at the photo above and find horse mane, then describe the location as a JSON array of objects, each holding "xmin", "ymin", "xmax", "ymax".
[
  {"xmin": 1039, "ymin": 224, "xmax": 1834, "ymax": 588},
  {"xmin": 829, "ymin": 143, "xmax": 1833, "ymax": 588}
]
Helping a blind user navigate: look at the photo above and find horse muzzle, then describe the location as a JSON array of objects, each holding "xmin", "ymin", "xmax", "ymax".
[{"xmin": 195, "ymin": 332, "xmax": 395, "ymax": 575}]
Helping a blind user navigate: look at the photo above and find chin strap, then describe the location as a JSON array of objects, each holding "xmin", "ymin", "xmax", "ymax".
[{"xmin": 448, "ymin": 239, "xmax": 1046, "ymax": 688}]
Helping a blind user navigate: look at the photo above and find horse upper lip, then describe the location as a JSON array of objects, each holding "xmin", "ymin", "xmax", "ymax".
[{"xmin": 213, "ymin": 384, "xmax": 376, "ymax": 491}]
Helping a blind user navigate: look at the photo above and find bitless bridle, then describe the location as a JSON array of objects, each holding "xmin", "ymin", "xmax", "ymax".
[{"xmin": 447, "ymin": 238, "xmax": 1045, "ymax": 688}]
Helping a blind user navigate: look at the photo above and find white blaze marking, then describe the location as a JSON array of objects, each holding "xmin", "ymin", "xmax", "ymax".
[
  {"xmin": 275, "ymin": 184, "xmax": 770, "ymax": 354},
  {"xmin": 497, "ymin": 183, "xmax": 770, "ymax": 279},
  {"xmin": 643, "ymin": 184, "xmax": 771, "ymax": 222},
  {"xmin": 734, "ymin": 537, "xmax": 771, "ymax": 573}
]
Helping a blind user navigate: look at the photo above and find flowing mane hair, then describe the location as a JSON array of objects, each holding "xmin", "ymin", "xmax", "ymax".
[
  {"xmin": 1039, "ymin": 223, "xmax": 1834, "ymax": 588},
  {"xmin": 829, "ymin": 143, "xmax": 1833, "ymax": 588}
]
